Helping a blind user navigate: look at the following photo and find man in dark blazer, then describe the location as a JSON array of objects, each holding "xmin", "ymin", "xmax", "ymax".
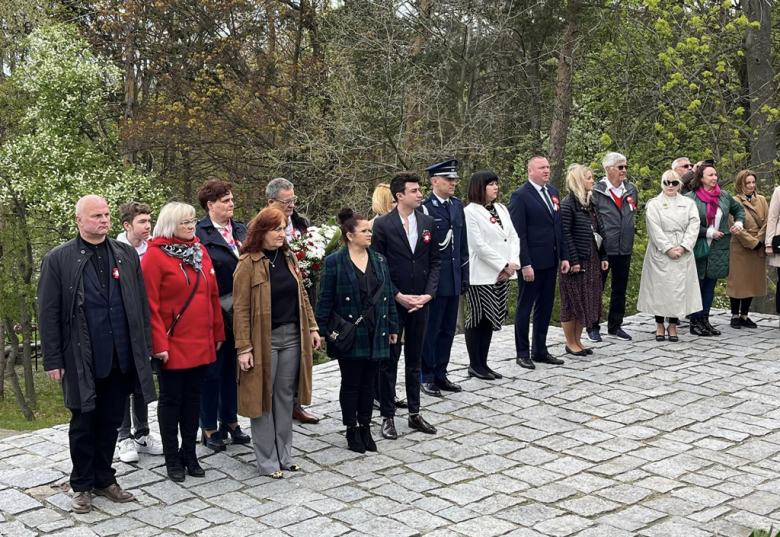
[
  {"xmin": 371, "ymin": 171, "xmax": 441, "ymax": 439},
  {"xmin": 509, "ymin": 156, "xmax": 570, "ymax": 369},
  {"xmin": 38, "ymin": 195, "xmax": 157, "ymax": 514},
  {"xmin": 419, "ymin": 160, "xmax": 468, "ymax": 397}
]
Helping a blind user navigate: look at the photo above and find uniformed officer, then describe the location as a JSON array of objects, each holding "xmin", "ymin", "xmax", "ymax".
[{"xmin": 419, "ymin": 160, "xmax": 469, "ymax": 396}]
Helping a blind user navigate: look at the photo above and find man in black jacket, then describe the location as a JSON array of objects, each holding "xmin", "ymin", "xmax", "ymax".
[
  {"xmin": 38, "ymin": 195, "xmax": 157, "ymax": 514},
  {"xmin": 371, "ymin": 171, "xmax": 441, "ymax": 439},
  {"xmin": 196, "ymin": 178, "xmax": 251, "ymax": 451}
]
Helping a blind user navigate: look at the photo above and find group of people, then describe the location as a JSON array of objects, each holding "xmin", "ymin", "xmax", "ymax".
[{"xmin": 38, "ymin": 153, "xmax": 776, "ymax": 514}]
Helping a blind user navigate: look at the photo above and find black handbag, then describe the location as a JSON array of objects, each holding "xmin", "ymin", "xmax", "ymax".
[
  {"xmin": 772, "ymin": 235, "xmax": 780, "ymax": 254},
  {"xmin": 326, "ymin": 281, "xmax": 385, "ymax": 353}
]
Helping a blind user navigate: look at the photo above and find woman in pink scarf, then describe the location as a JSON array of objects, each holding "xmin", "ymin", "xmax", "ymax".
[{"xmin": 685, "ymin": 164, "xmax": 745, "ymax": 337}]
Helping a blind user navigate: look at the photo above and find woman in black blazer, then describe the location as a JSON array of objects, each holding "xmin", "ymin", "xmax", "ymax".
[{"xmin": 560, "ymin": 165, "xmax": 609, "ymax": 356}]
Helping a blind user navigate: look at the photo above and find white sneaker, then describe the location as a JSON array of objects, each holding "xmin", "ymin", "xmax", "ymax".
[
  {"xmin": 117, "ymin": 437, "xmax": 139, "ymax": 463},
  {"xmin": 134, "ymin": 434, "xmax": 164, "ymax": 456}
]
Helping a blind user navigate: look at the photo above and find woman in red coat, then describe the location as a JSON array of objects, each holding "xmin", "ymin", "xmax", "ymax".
[{"xmin": 142, "ymin": 202, "xmax": 225, "ymax": 482}]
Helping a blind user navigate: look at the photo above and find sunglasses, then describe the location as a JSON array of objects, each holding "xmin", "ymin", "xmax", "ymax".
[
  {"xmin": 663, "ymin": 180, "xmax": 680, "ymax": 187},
  {"xmin": 678, "ymin": 164, "xmax": 692, "ymax": 169},
  {"xmin": 610, "ymin": 165, "xmax": 628, "ymax": 171}
]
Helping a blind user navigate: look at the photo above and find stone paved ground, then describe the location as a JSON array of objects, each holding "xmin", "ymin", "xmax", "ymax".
[{"xmin": 2, "ymin": 310, "xmax": 780, "ymax": 537}]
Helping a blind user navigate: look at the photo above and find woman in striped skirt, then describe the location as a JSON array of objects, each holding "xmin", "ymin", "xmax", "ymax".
[{"xmin": 463, "ymin": 171, "xmax": 521, "ymax": 380}]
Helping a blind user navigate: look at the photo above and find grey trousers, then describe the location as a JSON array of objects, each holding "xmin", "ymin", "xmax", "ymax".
[
  {"xmin": 250, "ymin": 323, "xmax": 301, "ymax": 475},
  {"xmin": 118, "ymin": 394, "xmax": 149, "ymax": 441}
]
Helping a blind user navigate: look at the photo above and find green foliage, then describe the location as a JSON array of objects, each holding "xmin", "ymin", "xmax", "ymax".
[{"xmin": 748, "ymin": 527, "xmax": 780, "ymax": 537}]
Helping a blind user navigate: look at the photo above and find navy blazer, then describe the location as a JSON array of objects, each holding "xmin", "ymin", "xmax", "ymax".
[
  {"xmin": 196, "ymin": 217, "xmax": 248, "ymax": 297},
  {"xmin": 509, "ymin": 181, "xmax": 569, "ymax": 270},
  {"xmin": 370, "ymin": 208, "xmax": 441, "ymax": 298},
  {"xmin": 420, "ymin": 194, "xmax": 469, "ymax": 296}
]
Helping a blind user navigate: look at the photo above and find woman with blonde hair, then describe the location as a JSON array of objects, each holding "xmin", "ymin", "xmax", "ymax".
[
  {"xmin": 559, "ymin": 165, "xmax": 608, "ymax": 355},
  {"xmin": 369, "ymin": 183, "xmax": 396, "ymax": 229},
  {"xmin": 726, "ymin": 169, "xmax": 767, "ymax": 329},
  {"xmin": 637, "ymin": 170, "xmax": 701, "ymax": 341}
]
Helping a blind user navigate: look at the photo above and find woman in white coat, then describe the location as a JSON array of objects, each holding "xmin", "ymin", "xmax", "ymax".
[
  {"xmin": 637, "ymin": 170, "xmax": 702, "ymax": 342},
  {"xmin": 463, "ymin": 171, "xmax": 520, "ymax": 380},
  {"xmin": 764, "ymin": 185, "xmax": 780, "ymax": 325}
]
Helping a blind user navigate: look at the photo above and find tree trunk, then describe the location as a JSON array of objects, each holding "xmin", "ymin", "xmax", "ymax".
[
  {"xmin": 122, "ymin": 0, "xmax": 137, "ymax": 166},
  {"xmin": 20, "ymin": 297, "xmax": 34, "ymax": 406},
  {"xmin": 548, "ymin": 0, "xmax": 583, "ymax": 189},
  {"xmin": 743, "ymin": 0, "xmax": 776, "ymax": 190},
  {"xmin": 404, "ymin": 0, "xmax": 430, "ymax": 151},
  {"xmin": 4, "ymin": 317, "xmax": 34, "ymax": 421}
]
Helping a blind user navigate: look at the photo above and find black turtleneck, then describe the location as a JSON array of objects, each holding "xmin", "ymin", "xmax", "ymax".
[{"xmin": 264, "ymin": 249, "xmax": 300, "ymax": 329}]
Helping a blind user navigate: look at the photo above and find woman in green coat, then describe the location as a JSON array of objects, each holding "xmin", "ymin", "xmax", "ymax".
[{"xmin": 685, "ymin": 164, "xmax": 745, "ymax": 336}]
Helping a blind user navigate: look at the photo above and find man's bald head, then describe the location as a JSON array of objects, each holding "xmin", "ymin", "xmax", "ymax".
[{"xmin": 75, "ymin": 195, "xmax": 111, "ymax": 243}]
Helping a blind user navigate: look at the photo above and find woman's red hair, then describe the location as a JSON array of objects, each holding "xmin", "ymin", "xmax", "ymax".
[{"xmin": 242, "ymin": 207, "xmax": 289, "ymax": 254}]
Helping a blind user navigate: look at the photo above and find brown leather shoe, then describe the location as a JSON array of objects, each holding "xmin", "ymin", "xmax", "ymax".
[
  {"xmin": 293, "ymin": 404, "xmax": 319, "ymax": 424},
  {"xmin": 93, "ymin": 483, "xmax": 135, "ymax": 503},
  {"xmin": 71, "ymin": 491, "xmax": 92, "ymax": 513}
]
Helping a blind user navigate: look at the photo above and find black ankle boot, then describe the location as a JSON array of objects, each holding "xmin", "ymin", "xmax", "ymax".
[
  {"xmin": 690, "ymin": 317, "xmax": 712, "ymax": 337},
  {"xmin": 703, "ymin": 315, "xmax": 721, "ymax": 336},
  {"xmin": 180, "ymin": 449, "xmax": 205, "ymax": 478},
  {"xmin": 346, "ymin": 427, "xmax": 366, "ymax": 453},
  {"xmin": 166, "ymin": 454, "xmax": 185, "ymax": 482},
  {"xmin": 359, "ymin": 424, "xmax": 377, "ymax": 452}
]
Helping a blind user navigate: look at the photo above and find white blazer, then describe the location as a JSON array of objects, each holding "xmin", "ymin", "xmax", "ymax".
[{"xmin": 464, "ymin": 202, "xmax": 521, "ymax": 285}]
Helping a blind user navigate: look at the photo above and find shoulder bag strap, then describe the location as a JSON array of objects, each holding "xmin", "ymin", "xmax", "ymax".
[{"xmin": 168, "ymin": 269, "xmax": 202, "ymax": 336}]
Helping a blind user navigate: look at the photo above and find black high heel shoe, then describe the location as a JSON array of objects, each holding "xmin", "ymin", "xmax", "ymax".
[
  {"xmin": 219, "ymin": 423, "xmax": 251, "ymax": 445},
  {"xmin": 667, "ymin": 327, "xmax": 679, "ymax": 343},
  {"xmin": 201, "ymin": 429, "xmax": 226, "ymax": 452}
]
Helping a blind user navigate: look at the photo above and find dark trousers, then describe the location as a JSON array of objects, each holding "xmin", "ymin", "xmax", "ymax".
[
  {"xmin": 159, "ymin": 365, "xmax": 208, "ymax": 460},
  {"xmin": 655, "ymin": 316, "xmax": 679, "ymax": 324},
  {"xmin": 591, "ymin": 254, "xmax": 632, "ymax": 333},
  {"xmin": 200, "ymin": 331, "xmax": 238, "ymax": 430},
  {"xmin": 465, "ymin": 318, "xmax": 493, "ymax": 374},
  {"xmin": 118, "ymin": 393, "xmax": 149, "ymax": 441},
  {"xmin": 515, "ymin": 266, "xmax": 557, "ymax": 358},
  {"xmin": 730, "ymin": 297, "xmax": 753, "ymax": 316},
  {"xmin": 692, "ymin": 277, "xmax": 718, "ymax": 318},
  {"xmin": 338, "ymin": 359, "xmax": 380, "ymax": 427},
  {"xmin": 380, "ymin": 304, "xmax": 429, "ymax": 418},
  {"xmin": 421, "ymin": 295, "xmax": 459, "ymax": 383},
  {"xmin": 69, "ymin": 367, "xmax": 132, "ymax": 492}
]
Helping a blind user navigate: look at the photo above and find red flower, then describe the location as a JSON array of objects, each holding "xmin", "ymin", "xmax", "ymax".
[
  {"xmin": 296, "ymin": 251, "xmax": 305, "ymax": 260},
  {"xmin": 312, "ymin": 263, "xmax": 321, "ymax": 270}
]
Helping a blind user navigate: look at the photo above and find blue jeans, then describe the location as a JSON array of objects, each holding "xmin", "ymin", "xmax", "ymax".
[
  {"xmin": 199, "ymin": 331, "xmax": 238, "ymax": 430},
  {"xmin": 691, "ymin": 277, "xmax": 718, "ymax": 318}
]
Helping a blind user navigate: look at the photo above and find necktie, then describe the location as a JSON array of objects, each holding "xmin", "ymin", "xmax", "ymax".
[{"xmin": 541, "ymin": 187, "xmax": 554, "ymax": 213}]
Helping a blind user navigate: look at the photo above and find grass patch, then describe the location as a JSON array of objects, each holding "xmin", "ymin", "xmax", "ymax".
[{"xmin": 0, "ymin": 365, "xmax": 71, "ymax": 431}]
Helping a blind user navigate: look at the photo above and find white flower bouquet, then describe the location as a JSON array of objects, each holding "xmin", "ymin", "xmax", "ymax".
[{"xmin": 289, "ymin": 220, "xmax": 341, "ymax": 288}]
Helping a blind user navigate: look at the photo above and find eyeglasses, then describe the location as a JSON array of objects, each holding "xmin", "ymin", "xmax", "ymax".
[
  {"xmin": 178, "ymin": 218, "xmax": 198, "ymax": 226},
  {"xmin": 611, "ymin": 165, "xmax": 628, "ymax": 171},
  {"xmin": 273, "ymin": 197, "xmax": 298, "ymax": 206},
  {"xmin": 678, "ymin": 164, "xmax": 692, "ymax": 169},
  {"xmin": 663, "ymin": 180, "xmax": 680, "ymax": 187}
]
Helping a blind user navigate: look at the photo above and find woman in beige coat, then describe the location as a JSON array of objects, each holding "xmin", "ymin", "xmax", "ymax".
[
  {"xmin": 727, "ymin": 170, "xmax": 767, "ymax": 329},
  {"xmin": 637, "ymin": 170, "xmax": 701, "ymax": 342},
  {"xmin": 233, "ymin": 207, "xmax": 322, "ymax": 479}
]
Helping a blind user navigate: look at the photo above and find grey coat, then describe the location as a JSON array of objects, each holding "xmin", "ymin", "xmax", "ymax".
[
  {"xmin": 592, "ymin": 180, "xmax": 640, "ymax": 256},
  {"xmin": 38, "ymin": 237, "xmax": 157, "ymax": 412}
]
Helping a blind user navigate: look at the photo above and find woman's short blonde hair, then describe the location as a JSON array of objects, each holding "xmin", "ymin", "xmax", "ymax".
[
  {"xmin": 661, "ymin": 170, "xmax": 682, "ymax": 192},
  {"xmin": 372, "ymin": 183, "xmax": 395, "ymax": 216},
  {"xmin": 734, "ymin": 169, "xmax": 757, "ymax": 195},
  {"xmin": 153, "ymin": 202, "xmax": 196, "ymax": 239},
  {"xmin": 566, "ymin": 164, "xmax": 593, "ymax": 207}
]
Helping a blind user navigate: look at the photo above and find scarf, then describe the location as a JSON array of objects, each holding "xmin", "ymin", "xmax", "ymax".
[
  {"xmin": 695, "ymin": 184, "xmax": 722, "ymax": 226},
  {"xmin": 161, "ymin": 242, "xmax": 203, "ymax": 272}
]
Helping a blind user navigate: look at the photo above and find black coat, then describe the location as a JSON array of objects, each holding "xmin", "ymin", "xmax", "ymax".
[
  {"xmin": 196, "ymin": 217, "xmax": 248, "ymax": 298},
  {"xmin": 370, "ymin": 208, "xmax": 441, "ymax": 297},
  {"xmin": 561, "ymin": 195, "xmax": 607, "ymax": 267},
  {"xmin": 38, "ymin": 238, "xmax": 156, "ymax": 412}
]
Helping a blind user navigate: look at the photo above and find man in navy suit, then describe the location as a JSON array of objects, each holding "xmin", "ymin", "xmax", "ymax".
[
  {"xmin": 419, "ymin": 160, "xmax": 468, "ymax": 397},
  {"xmin": 509, "ymin": 156, "xmax": 570, "ymax": 369},
  {"xmin": 371, "ymin": 171, "xmax": 441, "ymax": 439}
]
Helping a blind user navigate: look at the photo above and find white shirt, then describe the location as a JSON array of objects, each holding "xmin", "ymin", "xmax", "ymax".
[
  {"xmin": 399, "ymin": 210, "xmax": 418, "ymax": 253},
  {"xmin": 285, "ymin": 219, "xmax": 295, "ymax": 242},
  {"xmin": 529, "ymin": 180, "xmax": 554, "ymax": 213},
  {"xmin": 602, "ymin": 178, "xmax": 625, "ymax": 200},
  {"xmin": 116, "ymin": 231, "xmax": 148, "ymax": 258}
]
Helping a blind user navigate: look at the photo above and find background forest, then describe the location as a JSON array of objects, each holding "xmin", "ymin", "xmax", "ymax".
[{"xmin": 0, "ymin": 0, "xmax": 778, "ymax": 421}]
